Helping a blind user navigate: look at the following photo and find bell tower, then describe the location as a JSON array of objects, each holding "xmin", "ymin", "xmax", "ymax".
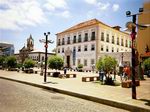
[{"xmin": 27, "ymin": 34, "xmax": 34, "ymax": 51}]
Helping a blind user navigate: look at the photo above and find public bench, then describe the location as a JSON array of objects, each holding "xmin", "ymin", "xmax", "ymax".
[
  {"xmin": 82, "ymin": 76, "xmax": 99, "ymax": 82},
  {"xmin": 59, "ymin": 74, "xmax": 76, "ymax": 78},
  {"xmin": 121, "ymin": 80, "xmax": 140, "ymax": 88}
]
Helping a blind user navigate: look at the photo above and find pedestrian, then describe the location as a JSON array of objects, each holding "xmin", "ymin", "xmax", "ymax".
[{"xmin": 64, "ymin": 67, "xmax": 67, "ymax": 74}]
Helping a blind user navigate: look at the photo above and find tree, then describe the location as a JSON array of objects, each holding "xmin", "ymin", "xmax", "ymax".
[
  {"xmin": 23, "ymin": 58, "xmax": 35, "ymax": 68},
  {"xmin": 142, "ymin": 57, "xmax": 150, "ymax": 71},
  {"xmin": 48, "ymin": 55, "xmax": 64, "ymax": 70},
  {"xmin": 0, "ymin": 56, "xmax": 5, "ymax": 67},
  {"xmin": 6, "ymin": 56, "xmax": 17, "ymax": 68},
  {"xmin": 96, "ymin": 56, "xmax": 117, "ymax": 85},
  {"xmin": 96, "ymin": 56, "xmax": 117, "ymax": 74}
]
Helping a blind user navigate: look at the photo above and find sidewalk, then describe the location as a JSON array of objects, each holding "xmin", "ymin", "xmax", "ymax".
[{"xmin": 0, "ymin": 69, "xmax": 150, "ymax": 112}]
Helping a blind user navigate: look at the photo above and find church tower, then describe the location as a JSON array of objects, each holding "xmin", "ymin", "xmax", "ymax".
[{"xmin": 27, "ymin": 34, "xmax": 34, "ymax": 51}]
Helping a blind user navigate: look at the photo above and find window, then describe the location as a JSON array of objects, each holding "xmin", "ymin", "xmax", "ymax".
[
  {"xmin": 58, "ymin": 48, "xmax": 60, "ymax": 53},
  {"xmin": 42, "ymin": 56, "xmax": 44, "ymax": 61},
  {"xmin": 91, "ymin": 59, "xmax": 95, "ymax": 65},
  {"xmin": 121, "ymin": 38, "xmax": 124, "ymax": 46},
  {"xmin": 117, "ymin": 48, "xmax": 119, "ymax": 52},
  {"xmin": 62, "ymin": 48, "xmax": 64, "ymax": 53},
  {"xmin": 58, "ymin": 39, "xmax": 60, "ymax": 46},
  {"xmin": 73, "ymin": 47, "xmax": 76, "ymax": 66},
  {"xmin": 67, "ymin": 37, "xmax": 70, "ymax": 44},
  {"xmin": 78, "ymin": 46, "xmax": 81, "ymax": 52},
  {"xmin": 117, "ymin": 37, "xmax": 119, "ymax": 45},
  {"xmin": 101, "ymin": 32, "xmax": 104, "ymax": 41},
  {"xmin": 101, "ymin": 45, "xmax": 104, "ymax": 51},
  {"xmin": 78, "ymin": 34, "xmax": 82, "ymax": 42},
  {"xmin": 106, "ymin": 34, "xmax": 109, "ymax": 42},
  {"xmin": 91, "ymin": 44, "xmax": 95, "ymax": 51},
  {"xmin": 112, "ymin": 47, "xmax": 114, "ymax": 52},
  {"xmin": 73, "ymin": 36, "xmax": 76, "ymax": 43},
  {"xmin": 84, "ymin": 59, "xmax": 87, "ymax": 66},
  {"xmin": 91, "ymin": 31, "xmax": 95, "ymax": 40},
  {"xmin": 84, "ymin": 33, "xmax": 88, "ymax": 42},
  {"xmin": 129, "ymin": 41, "xmax": 131, "ymax": 48},
  {"xmin": 78, "ymin": 59, "xmax": 81, "ymax": 65},
  {"xmin": 112, "ymin": 36, "xmax": 114, "ymax": 44},
  {"xmin": 84, "ymin": 45, "xmax": 88, "ymax": 51},
  {"xmin": 106, "ymin": 46, "xmax": 109, "ymax": 52},
  {"xmin": 125, "ymin": 40, "xmax": 128, "ymax": 47},
  {"xmin": 62, "ymin": 38, "xmax": 65, "ymax": 45}
]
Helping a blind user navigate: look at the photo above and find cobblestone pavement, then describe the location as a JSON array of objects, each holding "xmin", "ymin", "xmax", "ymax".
[{"xmin": 0, "ymin": 79, "xmax": 129, "ymax": 112}]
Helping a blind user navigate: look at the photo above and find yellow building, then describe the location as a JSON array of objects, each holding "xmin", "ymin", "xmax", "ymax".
[
  {"xmin": 56, "ymin": 19, "xmax": 131, "ymax": 70},
  {"xmin": 137, "ymin": 2, "xmax": 150, "ymax": 59}
]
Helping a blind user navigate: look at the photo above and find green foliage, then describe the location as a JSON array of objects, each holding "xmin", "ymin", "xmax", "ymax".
[
  {"xmin": 6, "ymin": 56, "xmax": 17, "ymax": 68},
  {"xmin": 0, "ymin": 56, "xmax": 5, "ymax": 66},
  {"xmin": 78, "ymin": 64, "xmax": 83, "ymax": 68},
  {"xmin": 17, "ymin": 63, "xmax": 23, "ymax": 68},
  {"xmin": 96, "ymin": 56, "xmax": 117, "ymax": 73},
  {"xmin": 48, "ymin": 55, "xmax": 64, "ymax": 70},
  {"xmin": 143, "ymin": 57, "xmax": 150, "ymax": 70},
  {"xmin": 23, "ymin": 58, "xmax": 35, "ymax": 68}
]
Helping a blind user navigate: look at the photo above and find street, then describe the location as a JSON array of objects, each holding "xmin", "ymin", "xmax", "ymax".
[{"xmin": 0, "ymin": 79, "xmax": 129, "ymax": 112}]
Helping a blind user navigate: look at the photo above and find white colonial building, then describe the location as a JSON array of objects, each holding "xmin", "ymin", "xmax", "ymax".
[{"xmin": 56, "ymin": 19, "xmax": 131, "ymax": 70}]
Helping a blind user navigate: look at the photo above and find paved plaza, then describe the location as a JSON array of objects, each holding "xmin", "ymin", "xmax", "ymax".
[{"xmin": 0, "ymin": 69, "xmax": 150, "ymax": 112}]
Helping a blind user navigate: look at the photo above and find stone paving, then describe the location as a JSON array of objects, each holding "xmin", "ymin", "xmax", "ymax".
[{"xmin": 0, "ymin": 69, "xmax": 150, "ymax": 112}]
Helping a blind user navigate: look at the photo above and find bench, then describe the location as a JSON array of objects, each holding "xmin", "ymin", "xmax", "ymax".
[
  {"xmin": 66, "ymin": 74, "xmax": 76, "ymax": 78},
  {"xmin": 82, "ymin": 76, "xmax": 99, "ymax": 82},
  {"xmin": 59, "ymin": 74, "xmax": 77, "ymax": 78},
  {"xmin": 121, "ymin": 80, "xmax": 140, "ymax": 88}
]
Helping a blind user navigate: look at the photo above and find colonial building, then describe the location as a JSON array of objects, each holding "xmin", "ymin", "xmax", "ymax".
[
  {"xmin": 137, "ymin": 2, "xmax": 150, "ymax": 60},
  {"xmin": 56, "ymin": 19, "xmax": 131, "ymax": 70}
]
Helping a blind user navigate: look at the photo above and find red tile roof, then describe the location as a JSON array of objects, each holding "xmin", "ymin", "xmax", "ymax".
[{"xmin": 141, "ymin": 52, "xmax": 150, "ymax": 57}]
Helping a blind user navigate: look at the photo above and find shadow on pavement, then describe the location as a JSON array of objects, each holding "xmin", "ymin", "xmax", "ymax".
[{"xmin": 139, "ymin": 99, "xmax": 150, "ymax": 106}]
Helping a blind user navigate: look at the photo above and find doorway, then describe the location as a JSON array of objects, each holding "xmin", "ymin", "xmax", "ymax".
[{"xmin": 66, "ymin": 56, "xmax": 70, "ymax": 68}]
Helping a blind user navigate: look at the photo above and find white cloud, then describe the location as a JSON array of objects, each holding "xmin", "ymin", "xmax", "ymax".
[
  {"xmin": 112, "ymin": 4, "xmax": 119, "ymax": 12},
  {"xmin": 44, "ymin": 0, "xmax": 68, "ymax": 11},
  {"xmin": 84, "ymin": 0, "xmax": 97, "ymax": 5},
  {"xmin": 97, "ymin": 2, "xmax": 110, "ymax": 11},
  {"xmin": 44, "ymin": 0, "xmax": 71, "ymax": 19},
  {"xmin": 61, "ymin": 10, "xmax": 71, "ymax": 18},
  {"xmin": 0, "ymin": 0, "xmax": 47, "ymax": 30}
]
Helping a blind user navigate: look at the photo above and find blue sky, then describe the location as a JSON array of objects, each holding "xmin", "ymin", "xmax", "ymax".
[{"xmin": 0, "ymin": 0, "xmax": 148, "ymax": 53}]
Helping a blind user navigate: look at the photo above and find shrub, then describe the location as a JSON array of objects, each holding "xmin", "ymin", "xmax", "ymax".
[
  {"xmin": 78, "ymin": 64, "xmax": 83, "ymax": 68},
  {"xmin": 48, "ymin": 55, "xmax": 64, "ymax": 70},
  {"xmin": 142, "ymin": 57, "xmax": 150, "ymax": 71},
  {"xmin": 5, "ymin": 56, "xmax": 17, "ymax": 68},
  {"xmin": 23, "ymin": 58, "xmax": 35, "ymax": 68}
]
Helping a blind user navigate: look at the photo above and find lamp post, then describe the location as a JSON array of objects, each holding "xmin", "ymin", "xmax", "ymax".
[
  {"xmin": 39, "ymin": 32, "xmax": 54, "ymax": 83},
  {"xmin": 119, "ymin": 52, "xmax": 124, "ymax": 81},
  {"xmin": 126, "ymin": 8, "xmax": 144, "ymax": 99}
]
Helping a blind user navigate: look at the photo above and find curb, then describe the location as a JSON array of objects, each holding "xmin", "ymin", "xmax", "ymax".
[{"xmin": 0, "ymin": 76, "xmax": 149, "ymax": 112}]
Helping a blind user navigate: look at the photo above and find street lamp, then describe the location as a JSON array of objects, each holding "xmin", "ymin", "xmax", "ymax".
[
  {"xmin": 39, "ymin": 32, "xmax": 54, "ymax": 83},
  {"xmin": 126, "ymin": 8, "xmax": 144, "ymax": 99},
  {"xmin": 119, "ymin": 52, "xmax": 124, "ymax": 81}
]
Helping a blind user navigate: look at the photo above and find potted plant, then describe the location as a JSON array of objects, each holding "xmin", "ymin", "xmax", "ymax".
[{"xmin": 77, "ymin": 64, "xmax": 83, "ymax": 72}]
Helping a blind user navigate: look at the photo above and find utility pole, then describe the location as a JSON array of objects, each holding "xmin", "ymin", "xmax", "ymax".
[
  {"xmin": 126, "ymin": 8, "xmax": 144, "ymax": 99},
  {"xmin": 39, "ymin": 32, "xmax": 54, "ymax": 83}
]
